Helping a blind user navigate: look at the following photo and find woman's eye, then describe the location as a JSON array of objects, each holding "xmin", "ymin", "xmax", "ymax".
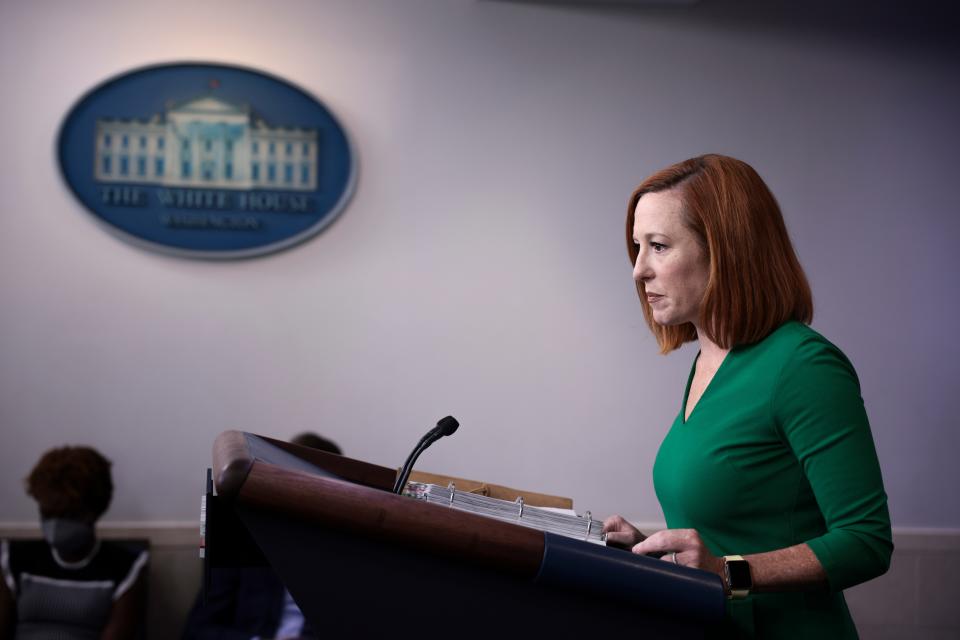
[{"xmin": 651, "ymin": 242, "xmax": 667, "ymax": 253}]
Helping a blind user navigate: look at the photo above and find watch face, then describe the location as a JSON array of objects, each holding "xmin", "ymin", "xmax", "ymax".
[{"xmin": 727, "ymin": 559, "xmax": 752, "ymax": 588}]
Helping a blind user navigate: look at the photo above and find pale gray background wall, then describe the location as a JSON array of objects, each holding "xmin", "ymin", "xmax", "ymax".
[{"xmin": 1, "ymin": 0, "xmax": 958, "ymax": 536}]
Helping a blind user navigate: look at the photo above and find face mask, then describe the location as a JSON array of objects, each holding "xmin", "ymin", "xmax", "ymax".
[{"xmin": 41, "ymin": 518, "xmax": 96, "ymax": 557}]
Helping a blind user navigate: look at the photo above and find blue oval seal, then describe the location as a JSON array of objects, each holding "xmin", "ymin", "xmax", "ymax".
[{"xmin": 58, "ymin": 63, "xmax": 355, "ymax": 259}]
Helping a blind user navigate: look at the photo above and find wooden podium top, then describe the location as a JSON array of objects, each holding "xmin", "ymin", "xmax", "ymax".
[{"xmin": 212, "ymin": 430, "xmax": 545, "ymax": 576}]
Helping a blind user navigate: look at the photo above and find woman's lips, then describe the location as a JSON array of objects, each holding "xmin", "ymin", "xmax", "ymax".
[{"xmin": 647, "ymin": 293, "xmax": 664, "ymax": 304}]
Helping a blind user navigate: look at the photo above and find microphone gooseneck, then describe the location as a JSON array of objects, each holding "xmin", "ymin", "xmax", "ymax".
[{"xmin": 393, "ymin": 416, "xmax": 460, "ymax": 494}]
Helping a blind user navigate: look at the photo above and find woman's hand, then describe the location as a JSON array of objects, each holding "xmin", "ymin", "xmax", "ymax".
[
  {"xmin": 632, "ymin": 528, "xmax": 725, "ymax": 577},
  {"xmin": 602, "ymin": 515, "xmax": 647, "ymax": 549}
]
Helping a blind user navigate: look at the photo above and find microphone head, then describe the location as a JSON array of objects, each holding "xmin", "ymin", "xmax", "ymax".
[{"xmin": 436, "ymin": 415, "xmax": 459, "ymax": 436}]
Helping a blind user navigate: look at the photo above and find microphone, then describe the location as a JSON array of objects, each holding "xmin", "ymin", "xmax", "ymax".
[{"xmin": 392, "ymin": 416, "xmax": 460, "ymax": 494}]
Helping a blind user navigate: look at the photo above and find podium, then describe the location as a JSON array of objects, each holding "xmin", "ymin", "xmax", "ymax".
[{"xmin": 204, "ymin": 431, "xmax": 725, "ymax": 638}]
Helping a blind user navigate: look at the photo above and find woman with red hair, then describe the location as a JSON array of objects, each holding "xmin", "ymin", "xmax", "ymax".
[{"xmin": 603, "ymin": 155, "xmax": 891, "ymax": 638}]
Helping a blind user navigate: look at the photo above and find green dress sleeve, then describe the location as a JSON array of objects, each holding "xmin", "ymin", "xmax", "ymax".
[{"xmin": 772, "ymin": 335, "xmax": 893, "ymax": 590}]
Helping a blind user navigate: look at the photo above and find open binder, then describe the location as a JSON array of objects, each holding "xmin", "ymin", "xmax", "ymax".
[{"xmin": 203, "ymin": 430, "xmax": 725, "ymax": 638}]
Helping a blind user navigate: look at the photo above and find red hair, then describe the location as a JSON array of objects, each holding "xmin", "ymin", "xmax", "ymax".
[{"xmin": 626, "ymin": 154, "xmax": 813, "ymax": 353}]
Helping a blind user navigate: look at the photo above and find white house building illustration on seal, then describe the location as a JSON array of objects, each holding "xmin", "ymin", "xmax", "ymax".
[{"xmin": 94, "ymin": 95, "xmax": 318, "ymax": 191}]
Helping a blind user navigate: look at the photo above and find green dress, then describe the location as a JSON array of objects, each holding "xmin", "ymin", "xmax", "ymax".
[{"xmin": 652, "ymin": 321, "xmax": 892, "ymax": 639}]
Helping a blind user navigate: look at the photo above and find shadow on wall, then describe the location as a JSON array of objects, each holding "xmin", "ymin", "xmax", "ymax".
[{"xmin": 486, "ymin": 0, "xmax": 960, "ymax": 53}]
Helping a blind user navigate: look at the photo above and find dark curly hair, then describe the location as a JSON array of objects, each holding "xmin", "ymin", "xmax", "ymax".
[
  {"xmin": 291, "ymin": 432, "xmax": 342, "ymax": 455},
  {"xmin": 25, "ymin": 446, "xmax": 114, "ymax": 519}
]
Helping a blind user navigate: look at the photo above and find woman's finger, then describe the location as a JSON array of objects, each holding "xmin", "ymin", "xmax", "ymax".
[
  {"xmin": 604, "ymin": 531, "xmax": 634, "ymax": 546},
  {"xmin": 601, "ymin": 515, "xmax": 631, "ymax": 533},
  {"xmin": 632, "ymin": 529, "xmax": 696, "ymax": 555}
]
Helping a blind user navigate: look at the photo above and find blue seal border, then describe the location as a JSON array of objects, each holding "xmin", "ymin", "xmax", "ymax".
[{"xmin": 56, "ymin": 61, "xmax": 357, "ymax": 260}]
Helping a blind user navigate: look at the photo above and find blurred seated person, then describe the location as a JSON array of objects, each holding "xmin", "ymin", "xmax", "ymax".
[
  {"xmin": 181, "ymin": 433, "xmax": 341, "ymax": 640},
  {"xmin": 0, "ymin": 446, "xmax": 148, "ymax": 640}
]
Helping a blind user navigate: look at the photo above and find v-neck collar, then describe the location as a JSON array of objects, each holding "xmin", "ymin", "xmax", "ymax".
[{"xmin": 681, "ymin": 348, "xmax": 732, "ymax": 424}]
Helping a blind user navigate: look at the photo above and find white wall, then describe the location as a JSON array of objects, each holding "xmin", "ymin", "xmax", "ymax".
[{"xmin": 1, "ymin": 0, "xmax": 958, "ymax": 531}]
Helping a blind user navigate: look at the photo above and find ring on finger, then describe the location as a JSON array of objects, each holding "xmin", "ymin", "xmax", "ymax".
[{"xmin": 671, "ymin": 551, "xmax": 678, "ymax": 564}]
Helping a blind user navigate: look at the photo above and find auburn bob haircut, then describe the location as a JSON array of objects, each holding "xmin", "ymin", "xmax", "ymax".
[
  {"xmin": 26, "ymin": 446, "xmax": 114, "ymax": 519},
  {"xmin": 626, "ymin": 154, "xmax": 813, "ymax": 354}
]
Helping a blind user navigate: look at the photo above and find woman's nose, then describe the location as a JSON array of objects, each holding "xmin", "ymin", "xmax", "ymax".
[{"xmin": 633, "ymin": 253, "xmax": 651, "ymax": 282}]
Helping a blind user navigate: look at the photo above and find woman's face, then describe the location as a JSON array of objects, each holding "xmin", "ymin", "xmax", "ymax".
[{"xmin": 632, "ymin": 190, "xmax": 710, "ymax": 328}]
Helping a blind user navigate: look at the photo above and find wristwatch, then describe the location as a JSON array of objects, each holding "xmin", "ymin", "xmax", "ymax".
[{"xmin": 723, "ymin": 555, "xmax": 752, "ymax": 599}]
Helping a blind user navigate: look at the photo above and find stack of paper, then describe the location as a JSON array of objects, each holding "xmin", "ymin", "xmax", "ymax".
[{"xmin": 404, "ymin": 482, "xmax": 606, "ymax": 545}]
